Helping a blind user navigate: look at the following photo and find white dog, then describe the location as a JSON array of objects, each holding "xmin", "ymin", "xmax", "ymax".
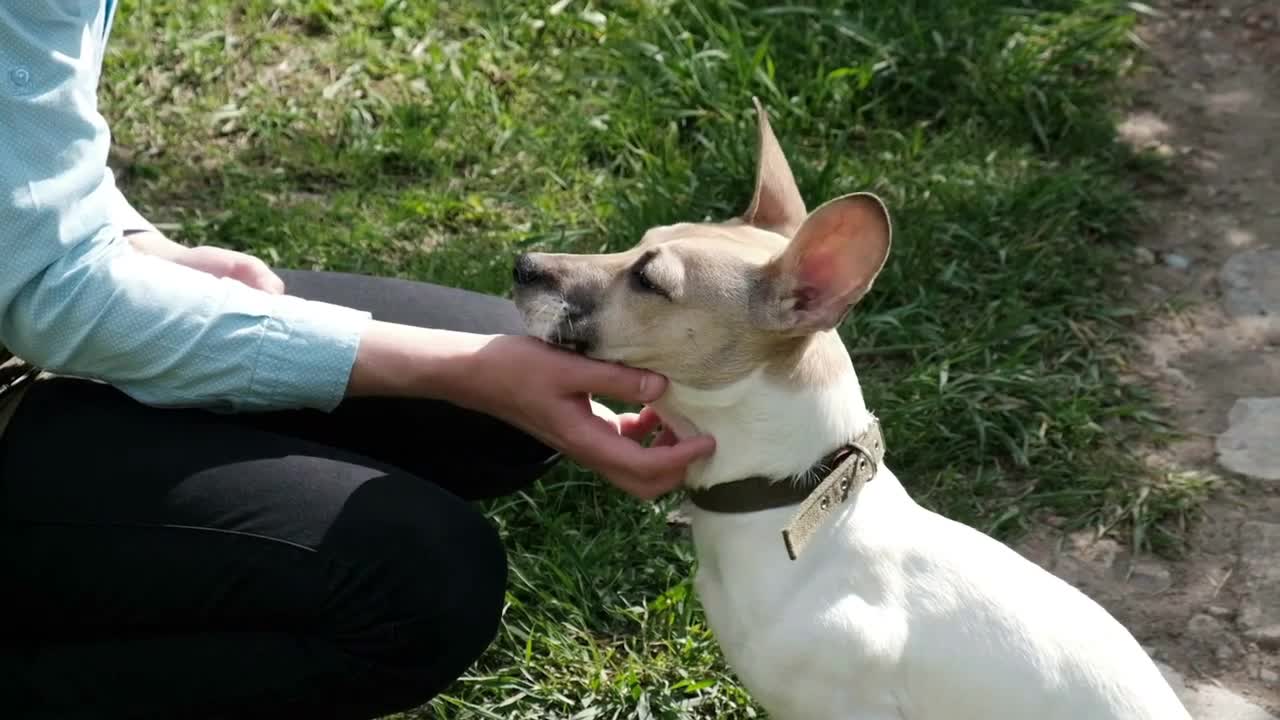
[{"xmin": 512, "ymin": 99, "xmax": 1191, "ymax": 720}]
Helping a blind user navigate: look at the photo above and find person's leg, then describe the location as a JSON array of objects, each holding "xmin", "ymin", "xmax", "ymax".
[
  {"xmin": 249, "ymin": 269, "xmax": 561, "ymax": 501},
  {"xmin": 0, "ymin": 377, "xmax": 507, "ymax": 720}
]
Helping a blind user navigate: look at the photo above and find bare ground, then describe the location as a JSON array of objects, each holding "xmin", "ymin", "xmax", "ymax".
[{"xmin": 1014, "ymin": 0, "xmax": 1280, "ymax": 714}]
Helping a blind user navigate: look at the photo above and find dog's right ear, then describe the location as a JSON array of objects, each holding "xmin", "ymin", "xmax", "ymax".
[
  {"xmin": 751, "ymin": 193, "xmax": 892, "ymax": 335},
  {"xmin": 741, "ymin": 97, "xmax": 807, "ymax": 238}
]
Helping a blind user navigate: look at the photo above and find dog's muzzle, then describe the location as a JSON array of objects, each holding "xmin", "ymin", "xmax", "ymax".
[
  {"xmin": 512, "ymin": 253, "xmax": 597, "ymax": 354},
  {"xmin": 513, "ymin": 252, "xmax": 549, "ymax": 288}
]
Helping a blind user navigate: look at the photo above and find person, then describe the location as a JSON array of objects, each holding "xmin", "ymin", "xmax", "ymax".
[{"xmin": 0, "ymin": 4, "xmax": 716, "ymax": 719}]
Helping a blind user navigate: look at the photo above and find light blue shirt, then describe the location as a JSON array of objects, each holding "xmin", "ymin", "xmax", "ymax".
[{"xmin": 0, "ymin": 2, "xmax": 371, "ymax": 412}]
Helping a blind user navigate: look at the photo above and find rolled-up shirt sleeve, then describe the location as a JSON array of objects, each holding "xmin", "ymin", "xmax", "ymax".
[{"xmin": 0, "ymin": 4, "xmax": 371, "ymax": 413}]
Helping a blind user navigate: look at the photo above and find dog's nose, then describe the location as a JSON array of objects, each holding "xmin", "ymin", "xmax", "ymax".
[{"xmin": 513, "ymin": 253, "xmax": 550, "ymax": 287}]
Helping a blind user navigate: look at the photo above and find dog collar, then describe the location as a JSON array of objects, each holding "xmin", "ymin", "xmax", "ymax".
[{"xmin": 685, "ymin": 419, "xmax": 885, "ymax": 561}]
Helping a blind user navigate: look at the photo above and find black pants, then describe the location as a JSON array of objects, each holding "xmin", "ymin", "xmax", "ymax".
[{"xmin": 0, "ymin": 270, "xmax": 561, "ymax": 720}]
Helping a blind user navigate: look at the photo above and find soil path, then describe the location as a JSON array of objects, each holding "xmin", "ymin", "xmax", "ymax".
[{"xmin": 1015, "ymin": 1, "xmax": 1280, "ymax": 716}]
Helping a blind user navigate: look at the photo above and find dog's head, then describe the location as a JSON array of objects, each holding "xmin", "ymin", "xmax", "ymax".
[{"xmin": 513, "ymin": 99, "xmax": 892, "ymax": 389}]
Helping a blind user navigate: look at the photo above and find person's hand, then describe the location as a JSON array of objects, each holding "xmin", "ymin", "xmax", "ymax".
[
  {"xmin": 127, "ymin": 231, "xmax": 285, "ymax": 295},
  {"xmin": 462, "ymin": 335, "xmax": 715, "ymax": 499},
  {"xmin": 345, "ymin": 324, "xmax": 716, "ymax": 499},
  {"xmin": 170, "ymin": 245, "xmax": 286, "ymax": 295}
]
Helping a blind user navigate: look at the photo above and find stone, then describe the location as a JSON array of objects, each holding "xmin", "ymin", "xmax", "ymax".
[
  {"xmin": 1188, "ymin": 613, "xmax": 1224, "ymax": 635},
  {"xmin": 1262, "ymin": 668, "xmax": 1279, "ymax": 685},
  {"xmin": 1222, "ymin": 248, "xmax": 1280, "ymax": 324},
  {"xmin": 1163, "ymin": 252, "xmax": 1192, "ymax": 270},
  {"xmin": 1159, "ymin": 663, "xmax": 1280, "ymax": 719},
  {"xmin": 1239, "ymin": 522, "xmax": 1280, "ymax": 632},
  {"xmin": 1135, "ymin": 246, "xmax": 1156, "ymax": 264},
  {"xmin": 1244, "ymin": 624, "xmax": 1280, "ymax": 651},
  {"xmin": 1208, "ymin": 605, "xmax": 1235, "ymax": 619},
  {"xmin": 1217, "ymin": 398, "xmax": 1280, "ymax": 482},
  {"xmin": 1067, "ymin": 532, "xmax": 1121, "ymax": 566},
  {"xmin": 1122, "ymin": 559, "xmax": 1174, "ymax": 593}
]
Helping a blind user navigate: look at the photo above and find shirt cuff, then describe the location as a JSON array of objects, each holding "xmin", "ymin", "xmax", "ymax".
[{"xmin": 247, "ymin": 292, "xmax": 372, "ymax": 413}]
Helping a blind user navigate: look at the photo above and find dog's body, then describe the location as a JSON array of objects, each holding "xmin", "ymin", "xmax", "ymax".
[
  {"xmin": 513, "ymin": 100, "xmax": 1190, "ymax": 719},
  {"xmin": 664, "ymin": 367, "xmax": 1184, "ymax": 720}
]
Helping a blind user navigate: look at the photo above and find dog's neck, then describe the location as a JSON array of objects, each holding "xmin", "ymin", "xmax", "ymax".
[{"xmin": 652, "ymin": 334, "xmax": 875, "ymax": 491}]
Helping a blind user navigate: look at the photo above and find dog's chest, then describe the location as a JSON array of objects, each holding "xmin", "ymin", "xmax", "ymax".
[{"xmin": 689, "ymin": 502, "xmax": 907, "ymax": 719}]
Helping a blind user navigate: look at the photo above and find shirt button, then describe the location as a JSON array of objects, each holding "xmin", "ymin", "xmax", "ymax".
[{"xmin": 9, "ymin": 66, "xmax": 31, "ymax": 87}]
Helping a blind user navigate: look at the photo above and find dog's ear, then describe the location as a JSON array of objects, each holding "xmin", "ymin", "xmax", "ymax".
[
  {"xmin": 752, "ymin": 193, "xmax": 891, "ymax": 335},
  {"xmin": 741, "ymin": 97, "xmax": 807, "ymax": 237}
]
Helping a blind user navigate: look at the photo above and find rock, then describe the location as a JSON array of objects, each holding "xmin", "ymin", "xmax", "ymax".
[
  {"xmin": 1244, "ymin": 624, "xmax": 1280, "ymax": 651},
  {"xmin": 1163, "ymin": 252, "xmax": 1192, "ymax": 270},
  {"xmin": 1159, "ymin": 663, "xmax": 1280, "ymax": 719},
  {"xmin": 1122, "ymin": 559, "xmax": 1174, "ymax": 593},
  {"xmin": 1135, "ymin": 246, "xmax": 1157, "ymax": 264},
  {"xmin": 1222, "ymin": 248, "xmax": 1280, "ymax": 324},
  {"xmin": 1208, "ymin": 605, "xmax": 1235, "ymax": 619},
  {"xmin": 1188, "ymin": 613, "xmax": 1224, "ymax": 635},
  {"xmin": 1067, "ymin": 532, "xmax": 1121, "ymax": 566},
  {"xmin": 1217, "ymin": 398, "xmax": 1280, "ymax": 482},
  {"xmin": 1239, "ymin": 522, "xmax": 1280, "ymax": 633},
  {"xmin": 1262, "ymin": 668, "xmax": 1279, "ymax": 685}
]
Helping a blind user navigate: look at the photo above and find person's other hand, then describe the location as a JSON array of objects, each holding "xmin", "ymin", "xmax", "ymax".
[
  {"xmin": 172, "ymin": 246, "xmax": 286, "ymax": 295},
  {"xmin": 463, "ymin": 336, "xmax": 714, "ymax": 499},
  {"xmin": 127, "ymin": 231, "xmax": 285, "ymax": 295}
]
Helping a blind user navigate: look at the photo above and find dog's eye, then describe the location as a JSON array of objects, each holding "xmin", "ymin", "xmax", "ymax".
[{"xmin": 631, "ymin": 265, "xmax": 670, "ymax": 299}]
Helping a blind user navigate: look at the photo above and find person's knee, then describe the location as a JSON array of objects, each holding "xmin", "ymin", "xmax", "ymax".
[
  {"xmin": 320, "ymin": 474, "xmax": 508, "ymax": 673},
  {"xmin": 390, "ymin": 504, "xmax": 509, "ymax": 668}
]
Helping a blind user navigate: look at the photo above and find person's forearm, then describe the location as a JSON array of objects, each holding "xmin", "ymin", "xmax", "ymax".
[{"xmin": 346, "ymin": 321, "xmax": 494, "ymax": 405}]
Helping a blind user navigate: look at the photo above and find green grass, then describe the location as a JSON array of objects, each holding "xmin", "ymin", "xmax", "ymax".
[{"xmin": 101, "ymin": 1, "xmax": 1203, "ymax": 717}]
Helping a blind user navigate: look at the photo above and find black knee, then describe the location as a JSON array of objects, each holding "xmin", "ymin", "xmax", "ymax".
[{"xmin": 319, "ymin": 474, "xmax": 508, "ymax": 700}]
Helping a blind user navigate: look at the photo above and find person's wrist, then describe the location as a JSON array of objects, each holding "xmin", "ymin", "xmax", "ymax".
[
  {"xmin": 429, "ymin": 329, "xmax": 506, "ymax": 412},
  {"xmin": 346, "ymin": 321, "xmax": 501, "ymax": 406}
]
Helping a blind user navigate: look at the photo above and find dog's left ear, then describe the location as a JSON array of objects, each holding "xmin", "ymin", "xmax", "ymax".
[
  {"xmin": 752, "ymin": 193, "xmax": 892, "ymax": 335},
  {"xmin": 742, "ymin": 97, "xmax": 807, "ymax": 237}
]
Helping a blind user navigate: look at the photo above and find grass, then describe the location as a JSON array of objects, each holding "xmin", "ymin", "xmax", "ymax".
[{"xmin": 100, "ymin": 0, "xmax": 1204, "ymax": 717}]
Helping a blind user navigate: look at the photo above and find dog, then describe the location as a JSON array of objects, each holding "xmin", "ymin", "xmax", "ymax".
[{"xmin": 512, "ymin": 99, "xmax": 1191, "ymax": 720}]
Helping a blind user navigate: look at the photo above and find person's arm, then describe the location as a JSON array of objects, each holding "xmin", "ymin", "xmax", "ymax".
[
  {"xmin": 347, "ymin": 324, "xmax": 715, "ymax": 499},
  {"xmin": 0, "ymin": 6, "xmax": 368, "ymax": 413},
  {"xmin": 0, "ymin": 6, "xmax": 715, "ymax": 495}
]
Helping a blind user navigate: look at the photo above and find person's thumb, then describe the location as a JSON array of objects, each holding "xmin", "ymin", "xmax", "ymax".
[{"xmin": 567, "ymin": 355, "xmax": 667, "ymax": 405}]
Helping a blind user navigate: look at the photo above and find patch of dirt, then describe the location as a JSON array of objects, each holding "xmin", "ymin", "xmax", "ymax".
[{"xmin": 1016, "ymin": 0, "xmax": 1280, "ymax": 713}]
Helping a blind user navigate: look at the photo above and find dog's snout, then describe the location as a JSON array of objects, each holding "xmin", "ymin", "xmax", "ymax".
[{"xmin": 513, "ymin": 253, "xmax": 551, "ymax": 287}]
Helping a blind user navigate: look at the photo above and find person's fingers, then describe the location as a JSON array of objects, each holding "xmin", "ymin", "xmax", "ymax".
[
  {"xmin": 234, "ymin": 257, "xmax": 286, "ymax": 295},
  {"xmin": 617, "ymin": 407, "xmax": 662, "ymax": 441},
  {"xmin": 557, "ymin": 354, "xmax": 666, "ymax": 405},
  {"xmin": 557, "ymin": 405, "xmax": 711, "ymax": 480},
  {"xmin": 649, "ymin": 425, "xmax": 678, "ymax": 448},
  {"xmin": 607, "ymin": 470, "xmax": 685, "ymax": 501},
  {"xmin": 598, "ymin": 431, "xmax": 717, "ymax": 481},
  {"xmin": 656, "ymin": 433, "xmax": 717, "ymax": 470}
]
